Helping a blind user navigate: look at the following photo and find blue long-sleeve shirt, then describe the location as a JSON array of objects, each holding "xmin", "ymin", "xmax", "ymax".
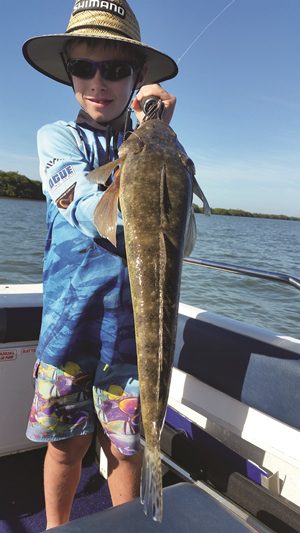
[
  {"xmin": 36, "ymin": 119, "xmax": 136, "ymax": 372},
  {"xmin": 38, "ymin": 119, "xmax": 124, "ymax": 238}
]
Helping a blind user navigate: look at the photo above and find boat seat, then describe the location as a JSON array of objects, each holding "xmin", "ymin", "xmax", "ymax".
[
  {"xmin": 45, "ymin": 482, "xmax": 256, "ymax": 532},
  {"xmin": 174, "ymin": 314, "xmax": 300, "ymax": 429}
]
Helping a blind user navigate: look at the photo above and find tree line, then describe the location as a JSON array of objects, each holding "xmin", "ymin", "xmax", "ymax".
[
  {"xmin": 0, "ymin": 171, "xmax": 298, "ymax": 220},
  {"xmin": 0, "ymin": 171, "xmax": 44, "ymax": 200},
  {"xmin": 193, "ymin": 204, "xmax": 299, "ymax": 221}
]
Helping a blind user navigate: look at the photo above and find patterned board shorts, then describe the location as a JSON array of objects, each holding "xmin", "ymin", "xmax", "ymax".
[{"xmin": 26, "ymin": 359, "xmax": 140, "ymax": 456}]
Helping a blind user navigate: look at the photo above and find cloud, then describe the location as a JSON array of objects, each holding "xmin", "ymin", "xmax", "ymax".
[
  {"xmin": 256, "ymin": 95, "xmax": 300, "ymax": 112},
  {"xmin": 0, "ymin": 151, "xmax": 40, "ymax": 181},
  {"xmin": 189, "ymin": 149, "xmax": 300, "ymax": 216},
  {"xmin": 189, "ymin": 148, "xmax": 299, "ymax": 189},
  {"xmin": 0, "ymin": 151, "xmax": 38, "ymax": 163}
]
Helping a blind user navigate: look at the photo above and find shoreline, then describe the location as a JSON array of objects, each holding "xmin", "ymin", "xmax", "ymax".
[
  {"xmin": 0, "ymin": 170, "xmax": 298, "ymax": 221},
  {"xmin": 193, "ymin": 204, "xmax": 300, "ymax": 221},
  {"xmin": 0, "ymin": 195, "xmax": 45, "ymax": 202},
  {"xmin": 0, "ymin": 196, "xmax": 298, "ymax": 221}
]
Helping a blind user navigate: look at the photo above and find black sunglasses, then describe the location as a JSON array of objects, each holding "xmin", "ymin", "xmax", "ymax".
[{"xmin": 67, "ymin": 59, "xmax": 136, "ymax": 81}]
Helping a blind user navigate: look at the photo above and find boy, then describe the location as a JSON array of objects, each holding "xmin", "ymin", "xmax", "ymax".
[{"xmin": 23, "ymin": 0, "xmax": 177, "ymax": 528}]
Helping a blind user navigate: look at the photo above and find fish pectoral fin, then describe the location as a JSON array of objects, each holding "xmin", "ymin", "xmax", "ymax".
[
  {"xmin": 87, "ymin": 158, "xmax": 124, "ymax": 185},
  {"xmin": 178, "ymin": 151, "xmax": 211, "ymax": 216},
  {"xmin": 193, "ymin": 176, "xmax": 211, "ymax": 215},
  {"xmin": 178, "ymin": 151, "xmax": 196, "ymax": 176},
  {"xmin": 93, "ymin": 174, "xmax": 120, "ymax": 247}
]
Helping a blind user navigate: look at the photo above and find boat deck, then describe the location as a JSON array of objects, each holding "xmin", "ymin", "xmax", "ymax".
[
  {"xmin": 0, "ymin": 445, "xmax": 111, "ymax": 533},
  {"xmin": 1, "ymin": 285, "xmax": 300, "ymax": 532}
]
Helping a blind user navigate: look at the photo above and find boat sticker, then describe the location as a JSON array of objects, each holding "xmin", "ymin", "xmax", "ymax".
[
  {"xmin": 56, "ymin": 183, "xmax": 77, "ymax": 209},
  {"xmin": 21, "ymin": 347, "xmax": 37, "ymax": 355},
  {"xmin": 0, "ymin": 349, "xmax": 17, "ymax": 361}
]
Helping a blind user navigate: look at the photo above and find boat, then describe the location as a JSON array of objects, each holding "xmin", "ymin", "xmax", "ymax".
[{"xmin": 0, "ymin": 258, "xmax": 299, "ymax": 532}]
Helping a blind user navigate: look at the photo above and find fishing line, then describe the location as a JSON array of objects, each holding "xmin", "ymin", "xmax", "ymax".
[{"xmin": 177, "ymin": 0, "xmax": 237, "ymax": 63}]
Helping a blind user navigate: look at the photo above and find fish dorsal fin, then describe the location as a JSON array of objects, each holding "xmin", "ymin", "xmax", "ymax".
[
  {"xmin": 192, "ymin": 176, "xmax": 211, "ymax": 215},
  {"xmin": 178, "ymin": 151, "xmax": 211, "ymax": 216},
  {"xmin": 87, "ymin": 158, "xmax": 123, "ymax": 185},
  {"xmin": 93, "ymin": 172, "xmax": 121, "ymax": 247}
]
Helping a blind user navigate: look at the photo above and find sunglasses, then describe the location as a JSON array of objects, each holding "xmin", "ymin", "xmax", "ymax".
[{"xmin": 67, "ymin": 59, "xmax": 136, "ymax": 81}]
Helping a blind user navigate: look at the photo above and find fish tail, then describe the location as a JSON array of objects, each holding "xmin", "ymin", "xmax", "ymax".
[{"xmin": 140, "ymin": 446, "xmax": 163, "ymax": 522}]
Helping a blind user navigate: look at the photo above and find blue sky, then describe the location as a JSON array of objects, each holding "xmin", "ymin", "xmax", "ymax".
[{"xmin": 1, "ymin": 0, "xmax": 299, "ymax": 216}]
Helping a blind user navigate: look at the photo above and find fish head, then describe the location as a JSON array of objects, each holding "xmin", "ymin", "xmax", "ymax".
[
  {"xmin": 120, "ymin": 119, "xmax": 176, "ymax": 157},
  {"xmin": 119, "ymin": 129, "xmax": 145, "ymax": 157}
]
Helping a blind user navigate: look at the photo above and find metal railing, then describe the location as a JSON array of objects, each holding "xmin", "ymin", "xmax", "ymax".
[{"xmin": 183, "ymin": 257, "xmax": 300, "ymax": 291}]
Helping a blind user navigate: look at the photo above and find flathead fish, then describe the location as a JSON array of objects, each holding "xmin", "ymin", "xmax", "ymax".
[{"xmin": 87, "ymin": 115, "xmax": 210, "ymax": 521}]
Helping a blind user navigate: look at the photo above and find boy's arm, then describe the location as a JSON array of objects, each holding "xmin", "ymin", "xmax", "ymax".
[{"xmin": 37, "ymin": 121, "xmax": 123, "ymax": 239}]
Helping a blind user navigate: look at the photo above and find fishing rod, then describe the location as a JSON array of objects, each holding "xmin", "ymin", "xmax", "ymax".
[
  {"xmin": 178, "ymin": 0, "xmax": 237, "ymax": 63},
  {"xmin": 183, "ymin": 257, "xmax": 300, "ymax": 291}
]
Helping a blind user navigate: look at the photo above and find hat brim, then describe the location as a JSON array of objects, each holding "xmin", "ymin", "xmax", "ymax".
[{"xmin": 22, "ymin": 33, "xmax": 178, "ymax": 86}]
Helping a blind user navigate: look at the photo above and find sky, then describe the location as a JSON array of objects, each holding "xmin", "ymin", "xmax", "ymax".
[{"xmin": 0, "ymin": 0, "xmax": 299, "ymax": 216}]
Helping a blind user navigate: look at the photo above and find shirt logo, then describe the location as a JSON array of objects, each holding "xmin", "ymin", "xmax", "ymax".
[
  {"xmin": 46, "ymin": 158, "xmax": 60, "ymax": 170},
  {"xmin": 48, "ymin": 165, "xmax": 75, "ymax": 190},
  {"xmin": 56, "ymin": 183, "xmax": 76, "ymax": 210},
  {"xmin": 73, "ymin": 1, "xmax": 126, "ymax": 19}
]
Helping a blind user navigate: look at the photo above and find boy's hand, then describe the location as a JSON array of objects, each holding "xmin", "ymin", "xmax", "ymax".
[{"xmin": 132, "ymin": 84, "xmax": 176, "ymax": 125}]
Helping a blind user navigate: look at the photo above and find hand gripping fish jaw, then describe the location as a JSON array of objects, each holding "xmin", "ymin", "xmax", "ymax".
[
  {"xmin": 86, "ymin": 113, "xmax": 211, "ymax": 250},
  {"xmin": 141, "ymin": 96, "xmax": 165, "ymax": 121}
]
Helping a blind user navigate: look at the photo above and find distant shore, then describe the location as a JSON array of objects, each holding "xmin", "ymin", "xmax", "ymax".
[
  {"xmin": 193, "ymin": 204, "xmax": 300, "ymax": 221},
  {"xmin": 0, "ymin": 171, "xmax": 44, "ymax": 201},
  {"xmin": 0, "ymin": 171, "xmax": 299, "ymax": 221}
]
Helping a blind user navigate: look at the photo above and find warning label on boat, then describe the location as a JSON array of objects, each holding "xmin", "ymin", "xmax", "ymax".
[
  {"xmin": 21, "ymin": 347, "xmax": 36, "ymax": 355},
  {"xmin": 0, "ymin": 345, "xmax": 36, "ymax": 361},
  {"xmin": 0, "ymin": 350, "xmax": 17, "ymax": 361}
]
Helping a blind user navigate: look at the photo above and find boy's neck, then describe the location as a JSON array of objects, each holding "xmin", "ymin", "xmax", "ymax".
[{"xmin": 76, "ymin": 108, "xmax": 131, "ymax": 133}]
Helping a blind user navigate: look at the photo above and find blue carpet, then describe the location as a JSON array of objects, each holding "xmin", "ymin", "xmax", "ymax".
[{"xmin": 0, "ymin": 446, "xmax": 112, "ymax": 533}]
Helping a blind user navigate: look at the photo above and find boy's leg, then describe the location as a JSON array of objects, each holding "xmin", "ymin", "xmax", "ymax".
[
  {"xmin": 98, "ymin": 430, "xmax": 143, "ymax": 505},
  {"xmin": 44, "ymin": 433, "xmax": 93, "ymax": 530},
  {"xmin": 93, "ymin": 361, "xmax": 142, "ymax": 504}
]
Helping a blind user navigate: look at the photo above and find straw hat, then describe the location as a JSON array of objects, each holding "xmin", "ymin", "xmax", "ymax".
[{"xmin": 23, "ymin": 0, "xmax": 178, "ymax": 86}]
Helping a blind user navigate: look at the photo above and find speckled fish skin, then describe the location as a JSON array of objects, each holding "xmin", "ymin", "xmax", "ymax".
[
  {"xmin": 118, "ymin": 119, "xmax": 194, "ymax": 521},
  {"xmin": 87, "ymin": 117, "xmax": 204, "ymax": 521}
]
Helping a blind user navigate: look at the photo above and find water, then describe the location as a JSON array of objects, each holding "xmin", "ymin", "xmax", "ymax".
[
  {"xmin": 0, "ymin": 198, "xmax": 46, "ymax": 284},
  {"xmin": 181, "ymin": 214, "xmax": 300, "ymax": 338},
  {"xmin": 0, "ymin": 198, "xmax": 299, "ymax": 338}
]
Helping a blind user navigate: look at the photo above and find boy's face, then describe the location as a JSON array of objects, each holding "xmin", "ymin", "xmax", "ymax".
[{"xmin": 69, "ymin": 41, "xmax": 140, "ymax": 123}]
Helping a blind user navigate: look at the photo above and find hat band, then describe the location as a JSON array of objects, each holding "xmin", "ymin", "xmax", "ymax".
[{"xmin": 66, "ymin": 24, "xmax": 135, "ymax": 40}]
